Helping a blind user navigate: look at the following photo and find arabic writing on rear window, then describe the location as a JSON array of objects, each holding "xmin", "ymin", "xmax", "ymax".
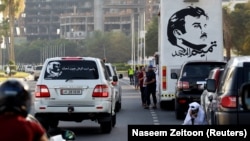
[{"xmin": 44, "ymin": 61, "xmax": 99, "ymax": 80}]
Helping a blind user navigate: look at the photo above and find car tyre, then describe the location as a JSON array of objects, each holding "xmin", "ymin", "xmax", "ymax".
[
  {"xmin": 49, "ymin": 119, "xmax": 59, "ymax": 129},
  {"xmin": 175, "ymin": 110, "xmax": 184, "ymax": 120},
  {"xmin": 210, "ymin": 111, "xmax": 216, "ymax": 125},
  {"xmin": 100, "ymin": 120, "xmax": 112, "ymax": 134},
  {"xmin": 112, "ymin": 114, "xmax": 116, "ymax": 127},
  {"xmin": 115, "ymin": 101, "xmax": 121, "ymax": 112}
]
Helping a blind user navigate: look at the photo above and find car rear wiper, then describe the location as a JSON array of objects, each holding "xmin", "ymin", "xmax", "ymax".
[{"xmin": 65, "ymin": 77, "xmax": 88, "ymax": 82}]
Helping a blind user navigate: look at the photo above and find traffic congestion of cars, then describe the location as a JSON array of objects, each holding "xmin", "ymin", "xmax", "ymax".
[
  {"xmin": 5, "ymin": 55, "xmax": 250, "ymax": 135},
  {"xmin": 170, "ymin": 56, "xmax": 250, "ymax": 125},
  {"xmin": 171, "ymin": 60, "xmax": 226, "ymax": 119},
  {"xmin": 205, "ymin": 56, "xmax": 250, "ymax": 125}
]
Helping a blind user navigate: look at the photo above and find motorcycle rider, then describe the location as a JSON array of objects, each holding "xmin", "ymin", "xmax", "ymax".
[{"xmin": 0, "ymin": 79, "xmax": 48, "ymax": 141}]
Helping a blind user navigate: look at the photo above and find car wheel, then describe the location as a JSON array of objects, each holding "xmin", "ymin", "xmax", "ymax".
[
  {"xmin": 160, "ymin": 101, "xmax": 175, "ymax": 110},
  {"xmin": 49, "ymin": 119, "xmax": 59, "ymax": 129},
  {"xmin": 175, "ymin": 110, "xmax": 184, "ymax": 120},
  {"xmin": 160, "ymin": 101, "xmax": 166, "ymax": 109},
  {"xmin": 112, "ymin": 114, "xmax": 116, "ymax": 127},
  {"xmin": 175, "ymin": 101, "xmax": 185, "ymax": 120},
  {"xmin": 118, "ymin": 101, "xmax": 121, "ymax": 111},
  {"xmin": 115, "ymin": 101, "xmax": 121, "ymax": 112},
  {"xmin": 210, "ymin": 111, "xmax": 216, "ymax": 125},
  {"xmin": 100, "ymin": 120, "xmax": 112, "ymax": 134}
]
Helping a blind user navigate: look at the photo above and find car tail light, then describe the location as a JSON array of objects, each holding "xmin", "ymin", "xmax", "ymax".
[
  {"xmin": 92, "ymin": 84, "xmax": 109, "ymax": 97},
  {"xmin": 61, "ymin": 57, "xmax": 83, "ymax": 60},
  {"xmin": 162, "ymin": 66, "xmax": 167, "ymax": 90},
  {"xmin": 35, "ymin": 85, "xmax": 50, "ymax": 98},
  {"xmin": 177, "ymin": 81, "xmax": 189, "ymax": 90},
  {"xmin": 220, "ymin": 96, "xmax": 236, "ymax": 108},
  {"xmin": 178, "ymin": 99, "xmax": 187, "ymax": 104}
]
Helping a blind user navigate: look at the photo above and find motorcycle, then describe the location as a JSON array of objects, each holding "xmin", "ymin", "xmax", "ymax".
[
  {"xmin": 49, "ymin": 129, "xmax": 75, "ymax": 141},
  {"xmin": 27, "ymin": 114, "xmax": 76, "ymax": 141}
]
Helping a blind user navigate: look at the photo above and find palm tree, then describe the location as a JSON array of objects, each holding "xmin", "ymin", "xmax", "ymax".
[
  {"xmin": 0, "ymin": 19, "xmax": 9, "ymax": 66},
  {"xmin": 223, "ymin": 7, "xmax": 232, "ymax": 61},
  {"xmin": 0, "ymin": 0, "xmax": 25, "ymax": 64}
]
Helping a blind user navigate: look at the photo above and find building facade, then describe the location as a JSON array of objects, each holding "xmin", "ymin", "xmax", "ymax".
[{"xmin": 24, "ymin": 0, "xmax": 160, "ymax": 41}]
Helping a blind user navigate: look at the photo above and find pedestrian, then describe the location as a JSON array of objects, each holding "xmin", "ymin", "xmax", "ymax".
[
  {"xmin": 138, "ymin": 66, "xmax": 147, "ymax": 107},
  {"xmin": 182, "ymin": 102, "xmax": 207, "ymax": 125},
  {"xmin": 134, "ymin": 66, "xmax": 140, "ymax": 89},
  {"xmin": 144, "ymin": 65, "xmax": 157, "ymax": 109},
  {"xmin": 154, "ymin": 65, "xmax": 159, "ymax": 93},
  {"xmin": 128, "ymin": 67, "xmax": 134, "ymax": 85},
  {"xmin": 0, "ymin": 79, "xmax": 48, "ymax": 141}
]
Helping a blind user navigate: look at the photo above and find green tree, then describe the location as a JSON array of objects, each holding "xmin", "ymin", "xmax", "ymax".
[
  {"xmin": 84, "ymin": 30, "xmax": 110, "ymax": 58},
  {"xmin": 0, "ymin": 0, "xmax": 25, "ymax": 64},
  {"xmin": 15, "ymin": 39, "xmax": 81, "ymax": 64},
  {"xmin": 13, "ymin": 31, "xmax": 131, "ymax": 64},
  {"xmin": 83, "ymin": 30, "xmax": 130, "ymax": 63},
  {"xmin": 108, "ymin": 31, "xmax": 130, "ymax": 63},
  {"xmin": 223, "ymin": 6, "xmax": 233, "ymax": 61},
  {"xmin": 230, "ymin": 2, "xmax": 250, "ymax": 55},
  {"xmin": 145, "ymin": 16, "xmax": 158, "ymax": 56}
]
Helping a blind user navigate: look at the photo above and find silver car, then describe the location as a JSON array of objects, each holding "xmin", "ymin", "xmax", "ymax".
[
  {"xmin": 105, "ymin": 63, "xmax": 122, "ymax": 112},
  {"xmin": 34, "ymin": 65, "xmax": 43, "ymax": 81}
]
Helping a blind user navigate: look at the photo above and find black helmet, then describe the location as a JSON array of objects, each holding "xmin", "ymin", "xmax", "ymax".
[{"xmin": 0, "ymin": 79, "xmax": 31, "ymax": 117}]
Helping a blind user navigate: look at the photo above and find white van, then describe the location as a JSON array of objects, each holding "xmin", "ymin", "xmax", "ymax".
[{"xmin": 25, "ymin": 65, "xmax": 34, "ymax": 74}]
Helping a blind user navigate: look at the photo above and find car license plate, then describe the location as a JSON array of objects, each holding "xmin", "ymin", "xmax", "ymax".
[{"xmin": 61, "ymin": 89, "xmax": 82, "ymax": 95}]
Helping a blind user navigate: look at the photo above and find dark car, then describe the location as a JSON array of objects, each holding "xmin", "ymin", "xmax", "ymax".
[
  {"xmin": 171, "ymin": 60, "xmax": 226, "ymax": 120},
  {"xmin": 206, "ymin": 56, "xmax": 250, "ymax": 125},
  {"xmin": 200, "ymin": 67, "xmax": 224, "ymax": 124}
]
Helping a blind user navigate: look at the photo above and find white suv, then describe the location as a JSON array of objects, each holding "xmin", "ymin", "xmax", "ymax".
[
  {"xmin": 34, "ymin": 65, "xmax": 43, "ymax": 81},
  {"xmin": 34, "ymin": 57, "xmax": 116, "ymax": 133},
  {"xmin": 105, "ymin": 63, "xmax": 122, "ymax": 112}
]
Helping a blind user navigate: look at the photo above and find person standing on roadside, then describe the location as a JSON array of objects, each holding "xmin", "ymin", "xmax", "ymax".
[
  {"xmin": 134, "ymin": 66, "xmax": 140, "ymax": 89},
  {"xmin": 138, "ymin": 66, "xmax": 147, "ymax": 107},
  {"xmin": 144, "ymin": 65, "xmax": 157, "ymax": 109},
  {"xmin": 128, "ymin": 67, "xmax": 134, "ymax": 85}
]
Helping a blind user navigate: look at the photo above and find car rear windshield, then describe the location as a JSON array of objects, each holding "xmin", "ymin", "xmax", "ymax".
[
  {"xmin": 44, "ymin": 60, "xmax": 99, "ymax": 80},
  {"xmin": 182, "ymin": 62, "xmax": 225, "ymax": 78}
]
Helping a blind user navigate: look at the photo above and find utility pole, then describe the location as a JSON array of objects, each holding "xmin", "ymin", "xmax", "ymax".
[{"xmin": 131, "ymin": 14, "xmax": 135, "ymax": 70}]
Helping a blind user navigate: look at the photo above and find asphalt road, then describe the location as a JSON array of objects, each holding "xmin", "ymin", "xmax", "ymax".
[{"xmin": 27, "ymin": 77, "xmax": 183, "ymax": 141}]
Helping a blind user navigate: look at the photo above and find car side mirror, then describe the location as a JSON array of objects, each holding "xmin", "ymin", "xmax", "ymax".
[
  {"xmin": 171, "ymin": 73, "xmax": 177, "ymax": 79},
  {"xmin": 206, "ymin": 79, "xmax": 216, "ymax": 92},
  {"xmin": 113, "ymin": 75, "xmax": 118, "ymax": 82}
]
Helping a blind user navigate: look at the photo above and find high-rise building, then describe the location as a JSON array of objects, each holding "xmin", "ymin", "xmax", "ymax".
[{"xmin": 24, "ymin": 0, "xmax": 160, "ymax": 41}]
